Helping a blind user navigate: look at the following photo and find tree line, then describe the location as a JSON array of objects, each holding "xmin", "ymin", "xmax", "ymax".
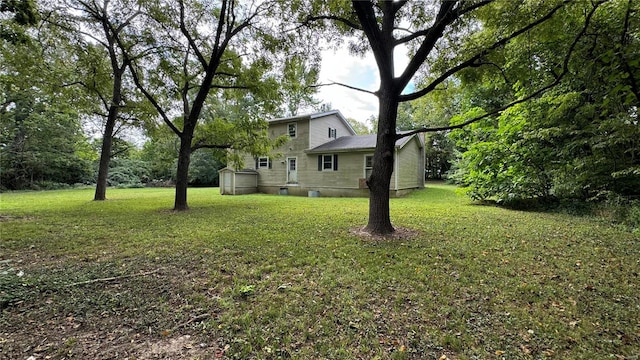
[{"xmin": 1, "ymin": 0, "xmax": 638, "ymax": 235}]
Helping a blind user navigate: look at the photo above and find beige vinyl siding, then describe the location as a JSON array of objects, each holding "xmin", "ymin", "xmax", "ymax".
[
  {"xmin": 309, "ymin": 114, "xmax": 355, "ymax": 148},
  {"xmin": 235, "ymin": 172, "xmax": 258, "ymax": 188},
  {"xmin": 244, "ymin": 119, "xmax": 312, "ymax": 187},
  {"xmin": 296, "ymin": 152, "xmax": 399, "ymax": 190},
  {"xmin": 396, "ymin": 137, "xmax": 422, "ymax": 189},
  {"xmin": 303, "ymin": 152, "xmax": 361, "ymax": 189}
]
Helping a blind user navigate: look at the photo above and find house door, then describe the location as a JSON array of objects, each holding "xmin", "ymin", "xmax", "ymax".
[{"xmin": 287, "ymin": 157, "xmax": 297, "ymax": 183}]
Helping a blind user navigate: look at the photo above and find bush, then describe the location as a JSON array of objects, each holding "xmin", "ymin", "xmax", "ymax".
[
  {"xmin": 107, "ymin": 159, "xmax": 152, "ymax": 187},
  {"xmin": 627, "ymin": 203, "xmax": 640, "ymax": 229}
]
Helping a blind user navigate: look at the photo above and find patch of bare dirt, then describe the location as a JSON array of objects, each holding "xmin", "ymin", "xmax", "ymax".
[
  {"xmin": 0, "ymin": 253, "xmax": 226, "ymax": 359},
  {"xmin": 0, "ymin": 214, "xmax": 35, "ymax": 222},
  {"xmin": 349, "ymin": 226, "xmax": 421, "ymax": 241},
  {"xmin": 3, "ymin": 329, "xmax": 222, "ymax": 359}
]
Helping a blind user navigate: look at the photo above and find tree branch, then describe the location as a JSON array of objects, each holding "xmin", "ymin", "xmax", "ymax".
[
  {"xmin": 399, "ymin": 0, "xmax": 571, "ymax": 102},
  {"xmin": 128, "ymin": 60, "xmax": 182, "ymax": 136},
  {"xmin": 179, "ymin": 0, "xmax": 208, "ymax": 69},
  {"xmin": 395, "ymin": 1, "xmax": 458, "ymax": 90},
  {"xmin": 456, "ymin": 0, "xmax": 495, "ymax": 18},
  {"xmin": 394, "ymin": 0, "xmax": 488, "ymax": 49},
  {"xmin": 209, "ymin": 84, "xmax": 250, "ymax": 90},
  {"xmin": 352, "ymin": 0, "xmax": 394, "ymax": 84},
  {"xmin": 397, "ymin": 0, "xmax": 605, "ymax": 139},
  {"xmin": 308, "ymin": 81, "xmax": 376, "ymax": 96},
  {"xmin": 65, "ymin": 269, "xmax": 161, "ymax": 287},
  {"xmin": 304, "ymin": 15, "xmax": 362, "ymax": 30},
  {"xmin": 191, "ymin": 143, "xmax": 232, "ymax": 151}
]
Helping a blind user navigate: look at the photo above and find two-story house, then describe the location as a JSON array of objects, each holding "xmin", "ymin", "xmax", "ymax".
[{"xmin": 219, "ymin": 110, "xmax": 425, "ymax": 197}]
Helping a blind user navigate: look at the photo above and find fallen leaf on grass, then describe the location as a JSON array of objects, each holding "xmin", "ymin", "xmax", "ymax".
[{"xmin": 544, "ymin": 349, "xmax": 555, "ymax": 357}]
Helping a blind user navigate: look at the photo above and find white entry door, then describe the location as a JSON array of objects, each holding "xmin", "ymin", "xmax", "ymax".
[{"xmin": 287, "ymin": 157, "xmax": 297, "ymax": 183}]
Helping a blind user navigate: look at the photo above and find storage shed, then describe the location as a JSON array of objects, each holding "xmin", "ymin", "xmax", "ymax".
[{"xmin": 219, "ymin": 168, "xmax": 258, "ymax": 195}]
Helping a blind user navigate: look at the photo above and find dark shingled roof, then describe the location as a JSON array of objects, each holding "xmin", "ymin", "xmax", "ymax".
[
  {"xmin": 307, "ymin": 133, "xmax": 415, "ymax": 153},
  {"xmin": 269, "ymin": 110, "xmax": 342, "ymax": 124},
  {"xmin": 267, "ymin": 110, "xmax": 357, "ymax": 136}
]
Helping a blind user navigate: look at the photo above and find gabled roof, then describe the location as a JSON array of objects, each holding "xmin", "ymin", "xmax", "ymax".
[
  {"xmin": 268, "ymin": 110, "xmax": 357, "ymax": 135},
  {"xmin": 307, "ymin": 132, "xmax": 420, "ymax": 153}
]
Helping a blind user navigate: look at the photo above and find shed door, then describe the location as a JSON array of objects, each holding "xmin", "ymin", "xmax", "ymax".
[{"xmin": 287, "ymin": 157, "xmax": 297, "ymax": 183}]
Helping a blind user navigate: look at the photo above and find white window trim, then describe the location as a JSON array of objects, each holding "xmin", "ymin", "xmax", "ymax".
[
  {"xmin": 364, "ymin": 154, "xmax": 373, "ymax": 178},
  {"xmin": 288, "ymin": 123, "xmax": 297, "ymax": 138},
  {"xmin": 257, "ymin": 156, "xmax": 269, "ymax": 169},
  {"xmin": 322, "ymin": 154, "xmax": 334, "ymax": 171}
]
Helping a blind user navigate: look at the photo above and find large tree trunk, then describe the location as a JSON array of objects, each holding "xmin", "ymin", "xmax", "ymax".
[
  {"xmin": 366, "ymin": 96, "xmax": 399, "ymax": 235},
  {"xmin": 174, "ymin": 131, "xmax": 193, "ymax": 211},
  {"xmin": 93, "ymin": 112, "xmax": 116, "ymax": 201}
]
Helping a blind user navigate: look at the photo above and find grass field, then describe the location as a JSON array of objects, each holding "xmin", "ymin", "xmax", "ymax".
[{"xmin": 1, "ymin": 184, "xmax": 639, "ymax": 359}]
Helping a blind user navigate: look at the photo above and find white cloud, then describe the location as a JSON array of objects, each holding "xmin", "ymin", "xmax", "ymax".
[
  {"xmin": 317, "ymin": 45, "xmax": 412, "ymax": 123},
  {"xmin": 318, "ymin": 47, "xmax": 379, "ymax": 122}
]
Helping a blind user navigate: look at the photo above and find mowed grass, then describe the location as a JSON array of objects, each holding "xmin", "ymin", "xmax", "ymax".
[{"xmin": 1, "ymin": 184, "xmax": 639, "ymax": 359}]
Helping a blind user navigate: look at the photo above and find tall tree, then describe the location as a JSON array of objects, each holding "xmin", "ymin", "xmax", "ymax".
[
  {"xmin": 122, "ymin": 0, "xmax": 286, "ymax": 210},
  {"xmin": 302, "ymin": 0, "xmax": 603, "ymax": 234},
  {"xmin": 450, "ymin": 0, "xmax": 639, "ymax": 202},
  {"xmin": 51, "ymin": 0, "xmax": 150, "ymax": 201},
  {"xmin": 1, "ymin": 30, "xmax": 94, "ymax": 189},
  {"xmin": 280, "ymin": 55, "xmax": 321, "ymax": 116}
]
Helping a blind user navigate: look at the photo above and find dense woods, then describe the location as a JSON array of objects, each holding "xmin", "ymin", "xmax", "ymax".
[{"xmin": 1, "ymin": 0, "xmax": 638, "ymax": 232}]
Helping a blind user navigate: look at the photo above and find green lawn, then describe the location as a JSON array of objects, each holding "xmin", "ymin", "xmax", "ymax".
[{"xmin": 1, "ymin": 184, "xmax": 639, "ymax": 359}]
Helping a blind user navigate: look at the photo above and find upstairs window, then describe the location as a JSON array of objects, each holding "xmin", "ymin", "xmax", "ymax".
[
  {"xmin": 288, "ymin": 123, "xmax": 297, "ymax": 137},
  {"xmin": 328, "ymin": 127, "xmax": 337, "ymax": 138}
]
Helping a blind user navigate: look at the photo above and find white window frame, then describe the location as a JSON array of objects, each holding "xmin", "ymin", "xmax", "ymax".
[
  {"xmin": 257, "ymin": 156, "xmax": 270, "ymax": 169},
  {"xmin": 288, "ymin": 123, "xmax": 297, "ymax": 138},
  {"xmin": 322, "ymin": 154, "xmax": 334, "ymax": 171},
  {"xmin": 364, "ymin": 154, "xmax": 374, "ymax": 178},
  {"xmin": 328, "ymin": 127, "xmax": 337, "ymax": 139}
]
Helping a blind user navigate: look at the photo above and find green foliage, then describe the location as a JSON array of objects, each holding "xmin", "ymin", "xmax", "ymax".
[
  {"xmin": 346, "ymin": 117, "xmax": 372, "ymax": 135},
  {"xmin": 138, "ymin": 127, "xmax": 179, "ymax": 182},
  {"xmin": 450, "ymin": 0, "xmax": 640, "ymax": 205},
  {"xmin": 628, "ymin": 203, "xmax": 640, "ymax": 230},
  {"xmin": 0, "ymin": 0, "xmax": 39, "ymax": 44},
  {"xmin": 107, "ymin": 158, "xmax": 151, "ymax": 187},
  {"xmin": 188, "ymin": 149, "xmax": 225, "ymax": 186},
  {"xmin": 397, "ymin": 99, "xmax": 457, "ymax": 179},
  {"xmin": 0, "ymin": 84, "xmax": 95, "ymax": 190},
  {"xmin": 280, "ymin": 55, "xmax": 321, "ymax": 116},
  {"xmin": 138, "ymin": 128, "xmax": 226, "ymax": 186}
]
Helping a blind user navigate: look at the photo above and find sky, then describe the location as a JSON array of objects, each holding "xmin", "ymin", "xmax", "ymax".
[
  {"xmin": 317, "ymin": 47, "xmax": 379, "ymax": 123},
  {"xmin": 316, "ymin": 45, "xmax": 412, "ymax": 124}
]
